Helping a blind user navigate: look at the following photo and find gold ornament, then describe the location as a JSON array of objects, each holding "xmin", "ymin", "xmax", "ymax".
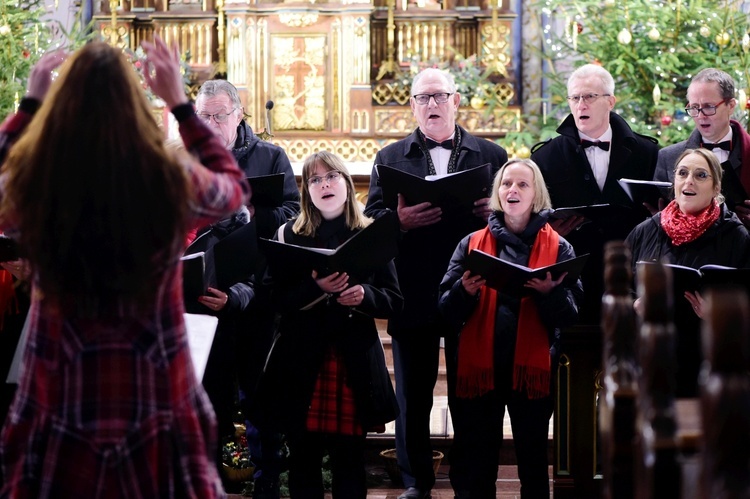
[
  {"xmin": 617, "ymin": 28, "xmax": 632, "ymax": 45},
  {"xmin": 516, "ymin": 145, "xmax": 531, "ymax": 159},
  {"xmin": 648, "ymin": 27, "xmax": 660, "ymax": 41},
  {"xmin": 699, "ymin": 25, "xmax": 711, "ymax": 38},
  {"xmin": 715, "ymin": 32, "xmax": 730, "ymax": 46},
  {"xmin": 652, "ymin": 84, "xmax": 661, "ymax": 106}
]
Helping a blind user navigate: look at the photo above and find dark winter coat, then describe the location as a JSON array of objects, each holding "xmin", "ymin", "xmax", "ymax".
[
  {"xmin": 530, "ymin": 112, "xmax": 660, "ymax": 323},
  {"xmin": 626, "ymin": 203, "xmax": 750, "ymax": 396},
  {"xmin": 250, "ymin": 216, "xmax": 403, "ymax": 434},
  {"xmin": 364, "ymin": 126, "xmax": 508, "ymax": 335},
  {"xmin": 437, "ymin": 211, "xmax": 582, "ymax": 382}
]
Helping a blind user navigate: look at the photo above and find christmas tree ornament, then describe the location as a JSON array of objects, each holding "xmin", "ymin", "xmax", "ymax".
[
  {"xmin": 715, "ymin": 31, "xmax": 730, "ymax": 46},
  {"xmin": 739, "ymin": 90, "xmax": 747, "ymax": 109},
  {"xmin": 652, "ymin": 84, "xmax": 661, "ymax": 106},
  {"xmin": 743, "ymin": 33, "xmax": 750, "ymax": 52},
  {"xmin": 699, "ymin": 25, "xmax": 711, "ymax": 38},
  {"xmin": 617, "ymin": 28, "xmax": 632, "ymax": 45},
  {"xmin": 648, "ymin": 27, "xmax": 660, "ymax": 41},
  {"xmin": 661, "ymin": 115, "xmax": 672, "ymax": 126},
  {"xmin": 0, "ymin": 24, "xmax": 11, "ymax": 36}
]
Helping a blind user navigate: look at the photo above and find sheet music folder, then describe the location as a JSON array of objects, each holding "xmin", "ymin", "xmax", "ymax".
[
  {"xmin": 258, "ymin": 213, "xmax": 400, "ymax": 281},
  {"xmin": 549, "ymin": 203, "xmax": 636, "ymax": 226},
  {"xmin": 247, "ymin": 173, "xmax": 285, "ymax": 207},
  {"xmin": 465, "ymin": 250, "xmax": 589, "ymax": 297},
  {"xmin": 375, "ymin": 163, "xmax": 492, "ymax": 210},
  {"xmin": 618, "ymin": 178, "xmax": 671, "ymax": 207},
  {"xmin": 636, "ymin": 261, "xmax": 750, "ymax": 295}
]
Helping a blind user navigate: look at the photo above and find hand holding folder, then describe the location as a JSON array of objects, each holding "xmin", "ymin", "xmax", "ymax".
[
  {"xmin": 259, "ymin": 214, "xmax": 400, "ymax": 282},
  {"xmin": 465, "ymin": 250, "xmax": 589, "ymax": 297}
]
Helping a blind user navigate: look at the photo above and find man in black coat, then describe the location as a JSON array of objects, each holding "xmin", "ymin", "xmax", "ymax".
[
  {"xmin": 364, "ymin": 68, "xmax": 507, "ymax": 499},
  {"xmin": 531, "ymin": 64, "xmax": 660, "ymax": 324},
  {"xmin": 654, "ymin": 68, "xmax": 750, "ymax": 226},
  {"xmin": 193, "ymin": 79, "xmax": 300, "ymax": 498}
]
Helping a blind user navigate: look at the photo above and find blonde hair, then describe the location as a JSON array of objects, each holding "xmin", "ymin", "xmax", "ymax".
[
  {"xmin": 674, "ymin": 148, "xmax": 725, "ymax": 204},
  {"xmin": 489, "ymin": 158, "xmax": 552, "ymax": 213},
  {"xmin": 293, "ymin": 151, "xmax": 371, "ymax": 236}
]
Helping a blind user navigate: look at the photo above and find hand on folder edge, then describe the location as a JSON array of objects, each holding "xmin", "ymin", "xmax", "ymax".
[
  {"xmin": 397, "ymin": 194, "xmax": 442, "ymax": 231},
  {"xmin": 549, "ymin": 215, "xmax": 586, "ymax": 237}
]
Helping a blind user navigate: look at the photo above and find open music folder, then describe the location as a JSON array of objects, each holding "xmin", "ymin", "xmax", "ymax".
[
  {"xmin": 375, "ymin": 163, "xmax": 493, "ymax": 210},
  {"xmin": 465, "ymin": 250, "xmax": 589, "ymax": 297},
  {"xmin": 258, "ymin": 213, "xmax": 400, "ymax": 282}
]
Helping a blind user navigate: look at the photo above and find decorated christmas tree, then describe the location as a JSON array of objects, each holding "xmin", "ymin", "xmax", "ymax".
[
  {"xmin": 0, "ymin": 0, "xmax": 54, "ymax": 118},
  {"xmin": 508, "ymin": 0, "xmax": 750, "ymax": 151}
]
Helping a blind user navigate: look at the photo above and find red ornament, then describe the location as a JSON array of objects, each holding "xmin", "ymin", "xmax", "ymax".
[
  {"xmin": 661, "ymin": 115, "xmax": 673, "ymax": 126},
  {"xmin": 22, "ymin": 50, "xmax": 30, "ymax": 59},
  {"xmin": 746, "ymin": 99, "xmax": 750, "ymax": 110},
  {"xmin": 577, "ymin": 22, "xmax": 584, "ymax": 34}
]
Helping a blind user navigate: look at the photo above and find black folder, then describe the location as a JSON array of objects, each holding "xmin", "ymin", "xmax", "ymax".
[
  {"xmin": 212, "ymin": 222, "xmax": 259, "ymax": 290},
  {"xmin": 375, "ymin": 163, "xmax": 493, "ymax": 210},
  {"xmin": 618, "ymin": 178, "xmax": 671, "ymax": 207},
  {"xmin": 181, "ymin": 252, "xmax": 210, "ymax": 306},
  {"xmin": 550, "ymin": 203, "xmax": 635, "ymax": 227},
  {"xmin": 258, "ymin": 213, "xmax": 400, "ymax": 282},
  {"xmin": 636, "ymin": 261, "xmax": 750, "ymax": 296},
  {"xmin": 247, "ymin": 173, "xmax": 286, "ymax": 208},
  {"xmin": 465, "ymin": 250, "xmax": 589, "ymax": 297}
]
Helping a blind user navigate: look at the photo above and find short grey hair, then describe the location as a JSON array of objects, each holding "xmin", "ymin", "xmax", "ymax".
[
  {"xmin": 568, "ymin": 64, "xmax": 615, "ymax": 96},
  {"xmin": 411, "ymin": 68, "xmax": 457, "ymax": 95},
  {"xmin": 196, "ymin": 79, "xmax": 242, "ymax": 109},
  {"xmin": 691, "ymin": 68, "xmax": 735, "ymax": 101}
]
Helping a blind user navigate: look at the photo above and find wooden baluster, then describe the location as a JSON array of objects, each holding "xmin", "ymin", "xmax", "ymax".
[
  {"xmin": 636, "ymin": 262, "xmax": 680, "ymax": 499},
  {"xmin": 699, "ymin": 288, "xmax": 750, "ymax": 499},
  {"xmin": 599, "ymin": 241, "xmax": 638, "ymax": 499}
]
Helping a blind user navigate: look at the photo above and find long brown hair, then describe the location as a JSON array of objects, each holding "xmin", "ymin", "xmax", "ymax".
[{"xmin": 0, "ymin": 42, "xmax": 190, "ymax": 316}]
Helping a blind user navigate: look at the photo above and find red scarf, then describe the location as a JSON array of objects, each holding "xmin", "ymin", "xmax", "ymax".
[
  {"xmin": 456, "ymin": 224, "xmax": 559, "ymax": 399},
  {"xmin": 660, "ymin": 199, "xmax": 720, "ymax": 246}
]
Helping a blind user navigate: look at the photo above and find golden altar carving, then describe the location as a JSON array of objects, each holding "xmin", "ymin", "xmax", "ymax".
[{"xmin": 93, "ymin": 0, "xmax": 520, "ymax": 163}]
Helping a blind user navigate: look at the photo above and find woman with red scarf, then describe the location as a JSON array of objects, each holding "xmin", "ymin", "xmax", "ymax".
[
  {"xmin": 438, "ymin": 159, "xmax": 582, "ymax": 498},
  {"xmin": 627, "ymin": 148, "xmax": 750, "ymax": 397}
]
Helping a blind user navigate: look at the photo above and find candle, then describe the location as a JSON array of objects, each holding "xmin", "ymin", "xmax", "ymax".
[{"xmin": 543, "ymin": 102, "xmax": 547, "ymax": 125}]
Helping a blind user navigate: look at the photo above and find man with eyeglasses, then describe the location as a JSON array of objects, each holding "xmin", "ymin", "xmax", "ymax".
[
  {"xmin": 364, "ymin": 68, "xmax": 507, "ymax": 499},
  {"xmin": 531, "ymin": 64, "xmax": 660, "ymax": 324},
  {"xmin": 654, "ymin": 68, "xmax": 750, "ymax": 227},
  {"xmin": 193, "ymin": 79, "xmax": 300, "ymax": 498}
]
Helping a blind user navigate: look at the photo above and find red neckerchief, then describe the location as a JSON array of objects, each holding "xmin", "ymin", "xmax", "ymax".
[
  {"xmin": 457, "ymin": 224, "xmax": 559, "ymax": 399},
  {"xmin": 660, "ymin": 199, "xmax": 720, "ymax": 246}
]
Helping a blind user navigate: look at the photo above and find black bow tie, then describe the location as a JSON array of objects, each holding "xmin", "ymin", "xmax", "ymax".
[
  {"xmin": 701, "ymin": 140, "xmax": 732, "ymax": 152},
  {"xmin": 425, "ymin": 137, "xmax": 454, "ymax": 150},
  {"xmin": 581, "ymin": 139, "xmax": 610, "ymax": 151}
]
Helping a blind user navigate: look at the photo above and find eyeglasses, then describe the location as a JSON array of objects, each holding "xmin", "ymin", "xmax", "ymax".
[
  {"xmin": 674, "ymin": 167, "xmax": 713, "ymax": 183},
  {"xmin": 566, "ymin": 93, "xmax": 611, "ymax": 105},
  {"xmin": 412, "ymin": 93, "xmax": 454, "ymax": 105},
  {"xmin": 197, "ymin": 109, "xmax": 237, "ymax": 124},
  {"xmin": 307, "ymin": 171, "xmax": 343, "ymax": 187},
  {"xmin": 684, "ymin": 99, "xmax": 730, "ymax": 117}
]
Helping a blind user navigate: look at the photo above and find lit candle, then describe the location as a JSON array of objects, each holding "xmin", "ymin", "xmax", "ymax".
[{"xmin": 543, "ymin": 102, "xmax": 547, "ymax": 125}]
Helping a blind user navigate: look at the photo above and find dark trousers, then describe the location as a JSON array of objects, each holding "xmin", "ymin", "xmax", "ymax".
[
  {"xmin": 392, "ymin": 327, "xmax": 441, "ymax": 490},
  {"xmin": 286, "ymin": 431, "xmax": 366, "ymax": 499},
  {"xmin": 448, "ymin": 386, "xmax": 553, "ymax": 499}
]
